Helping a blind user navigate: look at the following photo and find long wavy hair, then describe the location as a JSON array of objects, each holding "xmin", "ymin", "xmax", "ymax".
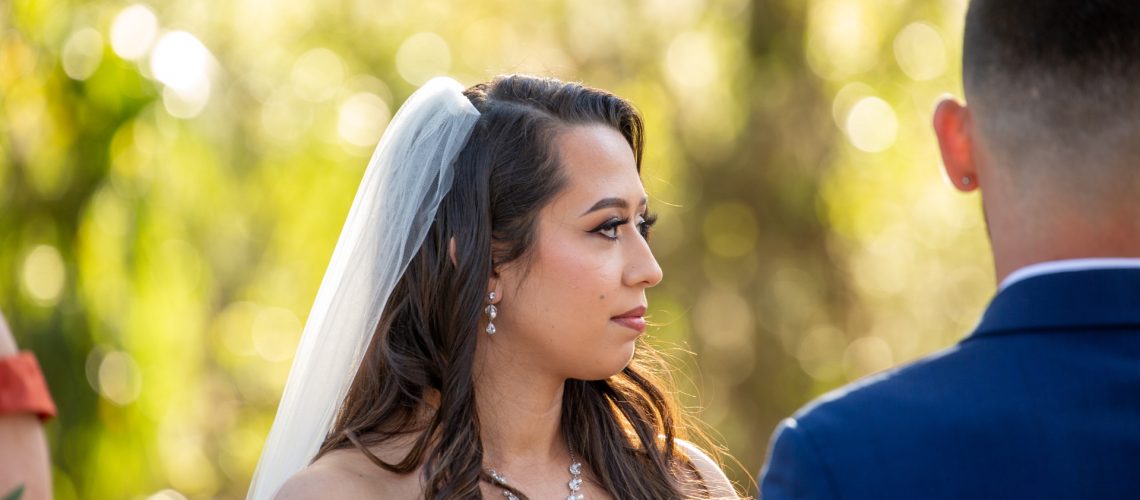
[{"xmin": 314, "ymin": 74, "xmax": 702, "ymax": 498}]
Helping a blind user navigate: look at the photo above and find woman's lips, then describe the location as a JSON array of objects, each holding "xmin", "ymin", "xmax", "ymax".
[
  {"xmin": 611, "ymin": 316, "xmax": 647, "ymax": 333},
  {"xmin": 611, "ymin": 306, "xmax": 647, "ymax": 333}
]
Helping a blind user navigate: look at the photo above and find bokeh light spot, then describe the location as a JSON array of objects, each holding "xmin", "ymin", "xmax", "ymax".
[
  {"xmin": 796, "ymin": 326, "xmax": 847, "ymax": 382},
  {"xmin": 85, "ymin": 347, "xmax": 107, "ymax": 394},
  {"xmin": 162, "ymin": 85, "xmax": 209, "ymax": 119},
  {"xmin": 260, "ymin": 88, "xmax": 311, "ymax": 141},
  {"xmin": 150, "ymin": 31, "xmax": 213, "ymax": 118},
  {"xmin": 566, "ymin": 0, "xmax": 627, "ymax": 60},
  {"xmin": 702, "ymin": 201, "xmax": 759, "ymax": 258},
  {"xmin": 807, "ymin": 0, "xmax": 879, "ymax": 80},
  {"xmin": 694, "ymin": 288, "xmax": 757, "ymax": 386},
  {"xmin": 694, "ymin": 288, "xmax": 754, "ymax": 350},
  {"xmin": 62, "ymin": 28, "xmax": 104, "ymax": 81},
  {"xmin": 831, "ymin": 81, "xmax": 874, "ymax": 130},
  {"xmin": 291, "ymin": 48, "xmax": 344, "ymax": 102},
  {"xmin": 664, "ymin": 31, "xmax": 719, "ymax": 93},
  {"xmin": 845, "ymin": 96, "xmax": 898, "ymax": 153},
  {"xmin": 98, "ymin": 350, "xmax": 143, "ymax": 405},
  {"xmin": 338, "ymin": 92, "xmax": 390, "ymax": 148},
  {"xmin": 150, "ymin": 31, "xmax": 211, "ymax": 92},
  {"xmin": 395, "ymin": 32, "xmax": 451, "ymax": 86},
  {"xmin": 251, "ymin": 307, "xmax": 302, "ymax": 362},
  {"xmin": 216, "ymin": 302, "xmax": 259, "ymax": 357},
  {"xmin": 147, "ymin": 489, "xmax": 188, "ymax": 500},
  {"xmin": 158, "ymin": 422, "xmax": 220, "ymax": 495},
  {"xmin": 893, "ymin": 22, "xmax": 947, "ymax": 81},
  {"xmin": 843, "ymin": 335, "xmax": 894, "ymax": 380},
  {"xmin": 22, "ymin": 244, "xmax": 66, "ymax": 306},
  {"xmin": 111, "ymin": 4, "xmax": 159, "ymax": 60}
]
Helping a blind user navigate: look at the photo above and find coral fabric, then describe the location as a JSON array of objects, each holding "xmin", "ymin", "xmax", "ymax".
[{"xmin": 0, "ymin": 352, "xmax": 57, "ymax": 421}]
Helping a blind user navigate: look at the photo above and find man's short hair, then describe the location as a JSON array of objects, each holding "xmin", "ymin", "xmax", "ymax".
[{"xmin": 963, "ymin": 0, "xmax": 1140, "ymax": 187}]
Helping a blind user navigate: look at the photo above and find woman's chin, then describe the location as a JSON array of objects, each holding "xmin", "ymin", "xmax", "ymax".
[{"xmin": 572, "ymin": 344, "xmax": 637, "ymax": 381}]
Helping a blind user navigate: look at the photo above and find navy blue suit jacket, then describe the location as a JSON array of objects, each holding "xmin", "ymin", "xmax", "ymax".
[{"xmin": 759, "ymin": 268, "xmax": 1140, "ymax": 499}]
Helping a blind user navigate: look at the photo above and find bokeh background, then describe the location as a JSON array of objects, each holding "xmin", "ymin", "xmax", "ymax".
[{"xmin": 1, "ymin": 0, "xmax": 995, "ymax": 497}]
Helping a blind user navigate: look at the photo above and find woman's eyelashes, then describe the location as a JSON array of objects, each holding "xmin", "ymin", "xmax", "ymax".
[
  {"xmin": 590, "ymin": 212, "xmax": 657, "ymax": 240},
  {"xmin": 639, "ymin": 211, "xmax": 658, "ymax": 239},
  {"xmin": 589, "ymin": 217, "xmax": 624, "ymax": 239}
]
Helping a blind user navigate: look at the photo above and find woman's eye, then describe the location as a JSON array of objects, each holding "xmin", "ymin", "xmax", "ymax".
[
  {"xmin": 592, "ymin": 218, "xmax": 626, "ymax": 240},
  {"xmin": 591, "ymin": 213, "xmax": 657, "ymax": 241}
]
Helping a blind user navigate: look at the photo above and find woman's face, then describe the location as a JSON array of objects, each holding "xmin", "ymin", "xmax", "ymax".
[{"xmin": 489, "ymin": 124, "xmax": 663, "ymax": 381}]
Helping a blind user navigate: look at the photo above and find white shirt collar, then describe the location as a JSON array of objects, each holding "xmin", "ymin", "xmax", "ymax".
[{"xmin": 999, "ymin": 258, "xmax": 1140, "ymax": 291}]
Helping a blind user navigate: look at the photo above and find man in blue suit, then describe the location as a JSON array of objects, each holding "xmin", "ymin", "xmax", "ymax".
[{"xmin": 759, "ymin": 1, "xmax": 1140, "ymax": 498}]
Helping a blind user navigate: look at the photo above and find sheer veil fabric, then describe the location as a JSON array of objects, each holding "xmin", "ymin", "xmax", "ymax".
[{"xmin": 247, "ymin": 77, "xmax": 480, "ymax": 499}]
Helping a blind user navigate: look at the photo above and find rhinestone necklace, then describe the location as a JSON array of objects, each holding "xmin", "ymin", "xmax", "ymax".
[{"xmin": 485, "ymin": 449, "xmax": 584, "ymax": 500}]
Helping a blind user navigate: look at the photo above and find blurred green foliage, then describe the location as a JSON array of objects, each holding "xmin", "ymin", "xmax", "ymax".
[{"xmin": 1, "ymin": 0, "xmax": 993, "ymax": 497}]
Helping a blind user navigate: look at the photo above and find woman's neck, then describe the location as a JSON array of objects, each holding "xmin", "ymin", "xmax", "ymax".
[{"xmin": 473, "ymin": 356, "xmax": 569, "ymax": 470}]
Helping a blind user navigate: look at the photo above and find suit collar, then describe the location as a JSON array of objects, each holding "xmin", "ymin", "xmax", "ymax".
[
  {"xmin": 999, "ymin": 258, "xmax": 1140, "ymax": 291},
  {"xmin": 970, "ymin": 268, "xmax": 1140, "ymax": 339}
]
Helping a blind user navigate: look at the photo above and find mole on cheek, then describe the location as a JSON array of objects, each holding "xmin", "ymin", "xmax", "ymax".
[{"xmin": 599, "ymin": 294, "xmax": 606, "ymax": 300}]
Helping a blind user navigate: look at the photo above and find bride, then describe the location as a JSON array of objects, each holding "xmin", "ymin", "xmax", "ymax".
[{"xmin": 248, "ymin": 74, "xmax": 738, "ymax": 499}]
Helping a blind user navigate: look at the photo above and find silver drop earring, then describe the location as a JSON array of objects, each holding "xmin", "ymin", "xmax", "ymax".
[
  {"xmin": 485, "ymin": 291, "xmax": 497, "ymax": 335},
  {"xmin": 962, "ymin": 176, "xmax": 973, "ymax": 186}
]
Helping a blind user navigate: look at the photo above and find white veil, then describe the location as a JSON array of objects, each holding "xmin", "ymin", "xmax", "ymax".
[{"xmin": 247, "ymin": 77, "xmax": 480, "ymax": 499}]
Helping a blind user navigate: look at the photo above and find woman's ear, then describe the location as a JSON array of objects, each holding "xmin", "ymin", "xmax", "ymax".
[
  {"xmin": 463, "ymin": 236, "xmax": 503, "ymax": 302},
  {"xmin": 448, "ymin": 237, "xmax": 459, "ymax": 268},
  {"xmin": 486, "ymin": 264, "xmax": 502, "ymax": 304}
]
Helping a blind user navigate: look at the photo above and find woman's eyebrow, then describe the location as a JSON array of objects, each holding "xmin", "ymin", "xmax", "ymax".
[{"xmin": 580, "ymin": 196, "xmax": 648, "ymax": 216}]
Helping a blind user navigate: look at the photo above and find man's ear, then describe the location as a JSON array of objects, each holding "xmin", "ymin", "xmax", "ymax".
[{"xmin": 933, "ymin": 98, "xmax": 980, "ymax": 192}]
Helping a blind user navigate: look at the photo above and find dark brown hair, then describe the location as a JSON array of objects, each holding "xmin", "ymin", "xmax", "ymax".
[
  {"xmin": 964, "ymin": 0, "xmax": 1140, "ymax": 94},
  {"xmin": 963, "ymin": 0, "xmax": 1140, "ymax": 178},
  {"xmin": 314, "ymin": 75, "xmax": 704, "ymax": 498}
]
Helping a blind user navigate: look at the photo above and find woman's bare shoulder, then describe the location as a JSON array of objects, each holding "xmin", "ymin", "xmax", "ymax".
[
  {"xmin": 273, "ymin": 447, "xmax": 422, "ymax": 500},
  {"xmin": 272, "ymin": 452, "xmax": 372, "ymax": 499},
  {"xmin": 675, "ymin": 438, "xmax": 741, "ymax": 500}
]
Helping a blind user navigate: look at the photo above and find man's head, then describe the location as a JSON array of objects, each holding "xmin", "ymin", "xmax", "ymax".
[{"xmin": 934, "ymin": 0, "xmax": 1140, "ymax": 280}]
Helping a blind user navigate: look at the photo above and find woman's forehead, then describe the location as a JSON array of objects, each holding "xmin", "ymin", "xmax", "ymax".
[{"xmin": 554, "ymin": 125, "xmax": 645, "ymax": 204}]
